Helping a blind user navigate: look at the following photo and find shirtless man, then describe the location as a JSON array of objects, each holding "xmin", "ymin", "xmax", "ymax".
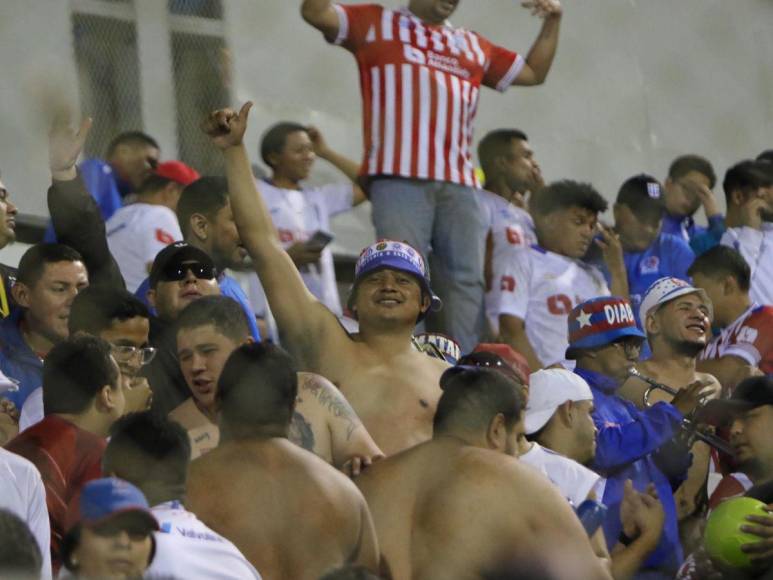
[
  {"xmin": 186, "ymin": 342, "xmax": 380, "ymax": 579},
  {"xmin": 619, "ymin": 277, "xmax": 721, "ymax": 525},
  {"xmin": 356, "ymin": 366, "xmax": 611, "ymax": 580},
  {"xmin": 201, "ymin": 103, "xmax": 448, "ymax": 455},
  {"xmin": 171, "ymin": 295, "xmax": 383, "ymax": 474}
]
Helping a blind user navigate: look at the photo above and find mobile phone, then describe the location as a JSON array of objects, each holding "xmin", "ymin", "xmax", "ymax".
[
  {"xmin": 575, "ymin": 499, "xmax": 608, "ymax": 537},
  {"xmin": 305, "ymin": 230, "xmax": 334, "ymax": 251}
]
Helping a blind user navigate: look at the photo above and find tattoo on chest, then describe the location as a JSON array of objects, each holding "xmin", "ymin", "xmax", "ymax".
[{"xmin": 289, "ymin": 411, "xmax": 315, "ymax": 452}]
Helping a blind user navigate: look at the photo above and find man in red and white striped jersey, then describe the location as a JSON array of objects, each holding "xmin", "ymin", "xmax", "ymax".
[{"xmin": 301, "ymin": 0, "xmax": 563, "ymax": 352}]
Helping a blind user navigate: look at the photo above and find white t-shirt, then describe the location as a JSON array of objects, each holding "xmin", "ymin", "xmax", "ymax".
[
  {"xmin": 495, "ymin": 246, "xmax": 610, "ymax": 367},
  {"xmin": 253, "ymin": 180, "xmax": 354, "ymax": 317},
  {"xmin": 148, "ymin": 501, "xmax": 261, "ymax": 579},
  {"xmin": 477, "ymin": 189, "xmax": 537, "ymax": 336},
  {"xmin": 519, "ymin": 442, "xmax": 606, "ymax": 508},
  {"xmin": 721, "ymin": 224, "xmax": 773, "ymax": 306},
  {"xmin": 0, "ymin": 448, "xmax": 53, "ymax": 580},
  {"xmin": 19, "ymin": 386, "xmax": 44, "ymax": 433},
  {"xmin": 106, "ymin": 203, "xmax": 183, "ymax": 292}
]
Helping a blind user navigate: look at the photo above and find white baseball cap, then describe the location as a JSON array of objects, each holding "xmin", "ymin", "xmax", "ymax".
[
  {"xmin": 524, "ymin": 369, "xmax": 594, "ymax": 435},
  {"xmin": 638, "ymin": 276, "xmax": 713, "ymax": 326}
]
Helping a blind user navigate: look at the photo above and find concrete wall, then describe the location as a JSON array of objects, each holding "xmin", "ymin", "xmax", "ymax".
[{"xmin": 1, "ymin": 0, "xmax": 772, "ymax": 263}]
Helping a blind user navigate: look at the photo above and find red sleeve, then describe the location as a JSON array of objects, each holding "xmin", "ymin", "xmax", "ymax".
[
  {"xmin": 726, "ymin": 308, "xmax": 773, "ymax": 371},
  {"xmin": 332, "ymin": 3, "xmax": 383, "ymax": 51},
  {"xmin": 477, "ymin": 34, "xmax": 523, "ymax": 92}
]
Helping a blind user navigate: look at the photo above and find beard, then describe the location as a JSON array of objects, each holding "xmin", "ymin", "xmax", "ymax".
[{"xmin": 671, "ymin": 337, "xmax": 706, "ymax": 358}]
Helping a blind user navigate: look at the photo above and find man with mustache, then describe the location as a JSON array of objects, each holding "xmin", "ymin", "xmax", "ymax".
[{"xmin": 301, "ymin": 0, "xmax": 563, "ymax": 352}]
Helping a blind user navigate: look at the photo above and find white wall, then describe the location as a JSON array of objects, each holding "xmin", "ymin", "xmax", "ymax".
[{"xmin": 1, "ymin": 0, "xmax": 772, "ymax": 263}]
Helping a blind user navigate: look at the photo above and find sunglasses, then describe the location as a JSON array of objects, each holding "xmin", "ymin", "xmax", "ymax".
[{"xmin": 160, "ymin": 262, "xmax": 216, "ymax": 283}]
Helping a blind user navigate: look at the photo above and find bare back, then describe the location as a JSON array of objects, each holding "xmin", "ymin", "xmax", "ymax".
[
  {"xmin": 186, "ymin": 438, "xmax": 379, "ymax": 580},
  {"xmin": 356, "ymin": 439, "xmax": 611, "ymax": 580}
]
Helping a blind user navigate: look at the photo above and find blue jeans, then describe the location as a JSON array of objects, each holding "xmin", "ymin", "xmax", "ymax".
[{"xmin": 369, "ymin": 178, "xmax": 486, "ymax": 353}]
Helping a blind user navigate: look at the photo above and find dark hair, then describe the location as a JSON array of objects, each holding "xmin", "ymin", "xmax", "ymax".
[
  {"xmin": 104, "ymin": 412, "xmax": 191, "ymax": 489},
  {"xmin": 176, "ymin": 176, "xmax": 230, "ymax": 238},
  {"xmin": 756, "ymin": 150, "xmax": 773, "ymax": 165},
  {"xmin": 530, "ymin": 180, "xmax": 608, "ymax": 217},
  {"xmin": 260, "ymin": 122, "xmax": 308, "ymax": 168},
  {"xmin": 69, "ymin": 286, "xmax": 150, "ymax": 336},
  {"xmin": 176, "ymin": 296, "xmax": 250, "ymax": 343},
  {"xmin": 433, "ymin": 367, "xmax": 522, "ymax": 435},
  {"xmin": 218, "ymin": 343, "xmax": 298, "ymax": 439},
  {"xmin": 105, "ymin": 131, "xmax": 159, "ymax": 158},
  {"xmin": 688, "ymin": 246, "xmax": 751, "ymax": 292},
  {"xmin": 477, "ymin": 129, "xmax": 529, "ymax": 178},
  {"xmin": 61, "ymin": 523, "xmax": 156, "ymax": 573},
  {"xmin": 616, "ymin": 174, "xmax": 665, "ymax": 217},
  {"xmin": 43, "ymin": 335, "xmax": 119, "ymax": 415},
  {"xmin": 722, "ymin": 160, "xmax": 773, "ymax": 204},
  {"xmin": 0, "ymin": 509, "xmax": 42, "ymax": 576},
  {"xmin": 17, "ymin": 243, "xmax": 83, "ymax": 287},
  {"xmin": 667, "ymin": 154, "xmax": 716, "ymax": 189},
  {"xmin": 136, "ymin": 174, "xmax": 174, "ymax": 196}
]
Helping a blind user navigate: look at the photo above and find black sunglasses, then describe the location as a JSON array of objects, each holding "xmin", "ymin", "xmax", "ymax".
[{"xmin": 161, "ymin": 262, "xmax": 216, "ymax": 283}]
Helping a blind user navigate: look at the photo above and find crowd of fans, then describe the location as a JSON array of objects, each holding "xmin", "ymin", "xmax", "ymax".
[{"xmin": 1, "ymin": 0, "xmax": 773, "ymax": 578}]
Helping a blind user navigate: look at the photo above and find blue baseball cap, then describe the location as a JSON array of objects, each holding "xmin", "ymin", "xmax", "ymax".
[
  {"xmin": 566, "ymin": 296, "xmax": 646, "ymax": 358},
  {"xmin": 348, "ymin": 240, "xmax": 441, "ymax": 319},
  {"xmin": 79, "ymin": 478, "xmax": 158, "ymax": 530}
]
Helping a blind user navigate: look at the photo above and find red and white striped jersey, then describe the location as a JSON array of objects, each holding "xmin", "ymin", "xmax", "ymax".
[
  {"xmin": 699, "ymin": 303, "xmax": 773, "ymax": 375},
  {"xmin": 331, "ymin": 3, "xmax": 524, "ymax": 187}
]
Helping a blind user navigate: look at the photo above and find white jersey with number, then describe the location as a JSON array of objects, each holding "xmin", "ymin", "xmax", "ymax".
[
  {"xmin": 148, "ymin": 501, "xmax": 261, "ymax": 579},
  {"xmin": 520, "ymin": 442, "xmax": 606, "ymax": 508},
  {"xmin": 496, "ymin": 246, "xmax": 610, "ymax": 367},
  {"xmin": 106, "ymin": 203, "xmax": 182, "ymax": 292},
  {"xmin": 0, "ymin": 448, "xmax": 52, "ymax": 579},
  {"xmin": 251, "ymin": 180, "xmax": 354, "ymax": 317},
  {"xmin": 477, "ymin": 189, "xmax": 537, "ymax": 336}
]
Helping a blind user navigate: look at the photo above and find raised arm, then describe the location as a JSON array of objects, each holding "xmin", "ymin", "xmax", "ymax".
[
  {"xmin": 48, "ymin": 116, "xmax": 126, "ymax": 290},
  {"xmin": 307, "ymin": 126, "xmax": 366, "ymax": 205},
  {"xmin": 513, "ymin": 0, "xmax": 563, "ymax": 86},
  {"xmin": 301, "ymin": 0, "xmax": 341, "ymax": 42},
  {"xmin": 202, "ymin": 103, "xmax": 350, "ymax": 369}
]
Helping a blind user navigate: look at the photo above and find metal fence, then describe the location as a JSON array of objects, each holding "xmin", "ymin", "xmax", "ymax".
[{"xmin": 71, "ymin": 0, "xmax": 229, "ymax": 173}]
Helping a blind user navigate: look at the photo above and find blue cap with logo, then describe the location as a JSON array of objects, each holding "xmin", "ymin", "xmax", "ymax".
[
  {"xmin": 348, "ymin": 240, "xmax": 441, "ymax": 319},
  {"xmin": 79, "ymin": 478, "xmax": 159, "ymax": 530}
]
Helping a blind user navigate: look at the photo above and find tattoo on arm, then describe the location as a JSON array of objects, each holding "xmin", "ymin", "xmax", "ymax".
[
  {"xmin": 289, "ymin": 411, "xmax": 316, "ymax": 452},
  {"xmin": 301, "ymin": 374, "xmax": 361, "ymax": 441}
]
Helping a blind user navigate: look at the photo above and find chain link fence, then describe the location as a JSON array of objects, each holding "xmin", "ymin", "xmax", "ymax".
[{"xmin": 71, "ymin": 0, "xmax": 229, "ymax": 173}]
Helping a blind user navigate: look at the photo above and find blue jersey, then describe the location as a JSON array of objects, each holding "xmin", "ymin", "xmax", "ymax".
[
  {"xmin": 624, "ymin": 234, "xmax": 695, "ymax": 327},
  {"xmin": 576, "ymin": 367, "xmax": 688, "ymax": 577},
  {"xmin": 44, "ymin": 158, "xmax": 125, "ymax": 242},
  {"xmin": 662, "ymin": 213, "xmax": 725, "ymax": 256},
  {"xmin": 135, "ymin": 274, "xmax": 261, "ymax": 342}
]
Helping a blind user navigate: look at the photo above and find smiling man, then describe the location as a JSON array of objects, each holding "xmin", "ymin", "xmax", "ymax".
[
  {"xmin": 495, "ymin": 180, "xmax": 626, "ymax": 370},
  {"xmin": 301, "ymin": 0, "xmax": 563, "ymax": 352},
  {"xmin": 620, "ymin": 277, "xmax": 722, "ymax": 540},
  {"xmin": 201, "ymin": 103, "xmax": 449, "ymax": 456}
]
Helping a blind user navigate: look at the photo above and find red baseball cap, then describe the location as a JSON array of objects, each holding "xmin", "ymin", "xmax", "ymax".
[{"xmin": 156, "ymin": 160, "xmax": 200, "ymax": 186}]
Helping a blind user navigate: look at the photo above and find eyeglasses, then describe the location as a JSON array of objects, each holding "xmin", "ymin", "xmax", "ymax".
[
  {"xmin": 160, "ymin": 262, "xmax": 216, "ymax": 283},
  {"xmin": 611, "ymin": 340, "xmax": 642, "ymax": 359},
  {"xmin": 111, "ymin": 345, "xmax": 157, "ymax": 366}
]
